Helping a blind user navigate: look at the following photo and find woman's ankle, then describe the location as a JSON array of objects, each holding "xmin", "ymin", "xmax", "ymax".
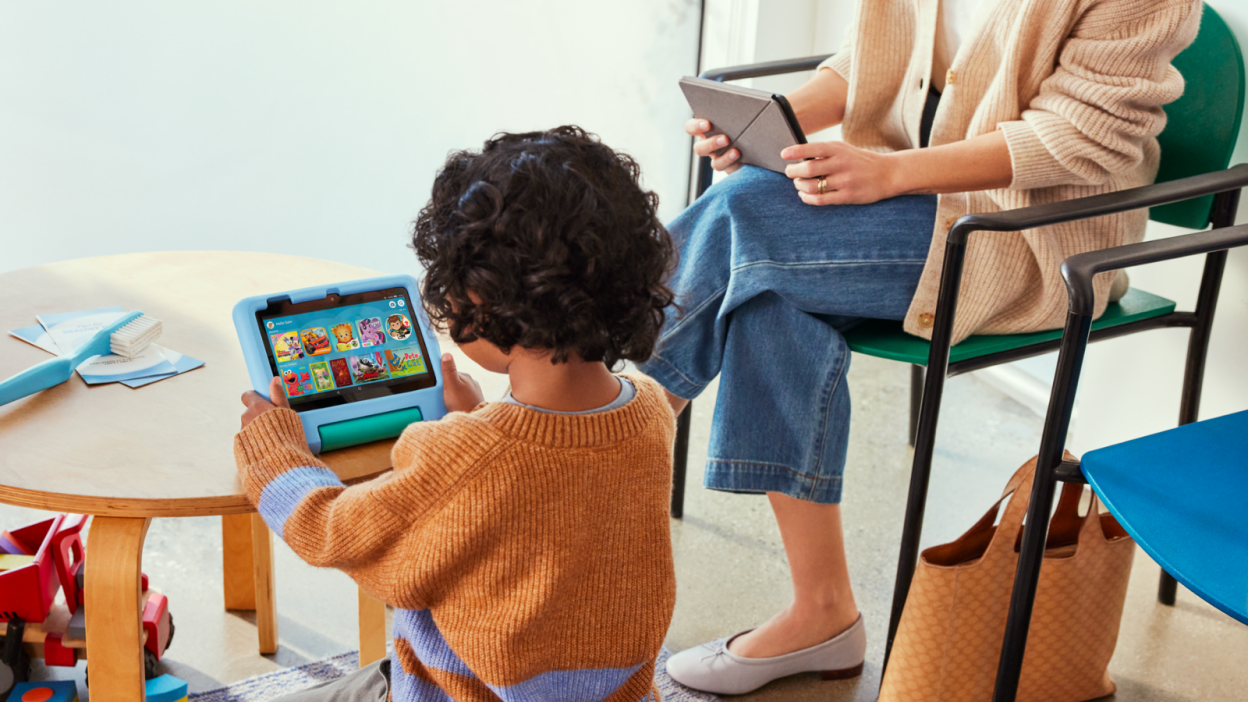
[
  {"xmin": 728, "ymin": 602, "xmax": 860, "ymax": 658},
  {"xmin": 791, "ymin": 597, "xmax": 860, "ymax": 635}
]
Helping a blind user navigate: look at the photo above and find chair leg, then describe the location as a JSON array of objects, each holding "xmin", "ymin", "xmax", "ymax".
[
  {"xmin": 883, "ymin": 364, "xmax": 945, "ymax": 673},
  {"xmin": 909, "ymin": 365, "xmax": 924, "ymax": 448},
  {"xmin": 358, "ymin": 587, "xmax": 388, "ymax": 668},
  {"xmin": 671, "ymin": 403, "xmax": 692, "ymax": 519},
  {"xmin": 1163, "ymin": 248, "xmax": 1228, "ymax": 604},
  {"xmin": 1158, "ymin": 570, "xmax": 1179, "ymax": 605}
]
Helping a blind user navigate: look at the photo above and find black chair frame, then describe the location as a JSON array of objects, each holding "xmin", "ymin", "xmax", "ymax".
[
  {"xmin": 889, "ymin": 168, "xmax": 1248, "ymax": 674},
  {"xmin": 988, "ymin": 205, "xmax": 1248, "ymax": 702}
]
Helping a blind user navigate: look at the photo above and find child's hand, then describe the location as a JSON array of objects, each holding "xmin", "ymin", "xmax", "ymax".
[
  {"xmin": 240, "ymin": 377, "xmax": 290, "ymax": 429},
  {"xmin": 442, "ymin": 353, "xmax": 484, "ymax": 413}
]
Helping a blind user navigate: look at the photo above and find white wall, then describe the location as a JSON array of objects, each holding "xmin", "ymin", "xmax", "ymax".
[
  {"xmin": 699, "ymin": 0, "xmax": 852, "ymax": 91},
  {"xmin": 695, "ymin": 0, "xmax": 853, "ymax": 186},
  {"xmin": 0, "ymin": 2, "xmax": 700, "ymax": 276}
]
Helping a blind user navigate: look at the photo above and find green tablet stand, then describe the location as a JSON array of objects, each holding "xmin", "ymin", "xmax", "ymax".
[{"xmin": 317, "ymin": 407, "xmax": 425, "ymax": 453}]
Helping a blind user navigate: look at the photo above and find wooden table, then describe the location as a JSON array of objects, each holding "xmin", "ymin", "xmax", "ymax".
[{"xmin": 0, "ymin": 252, "xmax": 395, "ymax": 700}]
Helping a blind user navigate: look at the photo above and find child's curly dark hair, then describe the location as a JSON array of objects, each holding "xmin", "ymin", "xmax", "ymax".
[{"xmin": 411, "ymin": 125, "xmax": 677, "ymax": 367}]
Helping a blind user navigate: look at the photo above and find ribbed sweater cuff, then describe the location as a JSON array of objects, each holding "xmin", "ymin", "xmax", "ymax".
[
  {"xmin": 234, "ymin": 408, "xmax": 326, "ymax": 504},
  {"xmin": 821, "ymin": 52, "xmax": 850, "ymax": 81},
  {"xmin": 999, "ymin": 119, "xmax": 1072, "ymax": 191}
]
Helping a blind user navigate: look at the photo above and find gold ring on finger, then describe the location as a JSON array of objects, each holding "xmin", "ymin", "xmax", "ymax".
[{"xmin": 817, "ymin": 177, "xmax": 826, "ymax": 195}]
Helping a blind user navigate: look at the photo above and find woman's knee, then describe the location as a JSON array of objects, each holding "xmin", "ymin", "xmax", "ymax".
[
  {"xmin": 706, "ymin": 166, "xmax": 793, "ymax": 211},
  {"xmin": 668, "ymin": 167, "xmax": 794, "ymax": 252}
]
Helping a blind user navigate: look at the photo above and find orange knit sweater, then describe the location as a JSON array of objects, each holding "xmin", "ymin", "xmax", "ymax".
[{"xmin": 234, "ymin": 373, "xmax": 677, "ymax": 701}]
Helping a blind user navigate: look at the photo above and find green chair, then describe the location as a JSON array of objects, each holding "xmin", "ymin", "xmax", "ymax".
[{"xmin": 669, "ymin": 3, "xmax": 1245, "ymax": 678}]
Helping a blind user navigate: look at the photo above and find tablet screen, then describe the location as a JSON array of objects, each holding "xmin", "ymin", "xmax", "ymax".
[{"xmin": 254, "ymin": 286, "xmax": 436, "ymax": 411}]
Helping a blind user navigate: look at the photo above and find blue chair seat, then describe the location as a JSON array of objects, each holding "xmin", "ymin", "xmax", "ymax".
[{"xmin": 1082, "ymin": 410, "xmax": 1248, "ymax": 624}]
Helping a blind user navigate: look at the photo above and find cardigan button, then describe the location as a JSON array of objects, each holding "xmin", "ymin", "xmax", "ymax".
[
  {"xmin": 946, "ymin": 69, "xmax": 956, "ymax": 86},
  {"xmin": 918, "ymin": 313, "xmax": 935, "ymax": 328}
]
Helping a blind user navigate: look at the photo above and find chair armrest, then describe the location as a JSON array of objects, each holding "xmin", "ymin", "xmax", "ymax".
[
  {"xmin": 924, "ymin": 164, "xmax": 1248, "ymax": 379},
  {"xmin": 701, "ymin": 54, "xmax": 834, "ymax": 82},
  {"xmin": 948, "ymin": 164, "xmax": 1248, "ymax": 245},
  {"xmin": 1062, "ymin": 223, "xmax": 1248, "ymax": 315}
]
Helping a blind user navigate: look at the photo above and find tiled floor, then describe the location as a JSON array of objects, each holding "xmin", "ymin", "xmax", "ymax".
[{"xmin": 3, "ymin": 353, "xmax": 1245, "ymax": 700}]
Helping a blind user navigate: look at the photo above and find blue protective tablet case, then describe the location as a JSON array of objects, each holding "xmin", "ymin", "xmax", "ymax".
[{"xmin": 232, "ymin": 274, "xmax": 446, "ymax": 454}]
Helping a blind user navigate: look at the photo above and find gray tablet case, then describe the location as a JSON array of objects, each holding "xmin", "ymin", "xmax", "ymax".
[{"xmin": 679, "ymin": 76, "xmax": 807, "ymax": 173}]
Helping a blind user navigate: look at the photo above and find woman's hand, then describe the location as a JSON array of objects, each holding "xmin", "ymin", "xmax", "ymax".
[
  {"xmin": 783, "ymin": 132, "xmax": 1014, "ymax": 206},
  {"xmin": 782, "ymin": 141, "xmax": 903, "ymax": 206},
  {"xmin": 240, "ymin": 377, "xmax": 289, "ymax": 430},
  {"xmin": 686, "ymin": 119, "xmax": 741, "ymax": 174},
  {"xmin": 441, "ymin": 353, "xmax": 484, "ymax": 413}
]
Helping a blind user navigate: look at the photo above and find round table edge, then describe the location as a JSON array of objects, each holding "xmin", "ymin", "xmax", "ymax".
[{"xmin": 0, "ymin": 469, "xmax": 392, "ymax": 518}]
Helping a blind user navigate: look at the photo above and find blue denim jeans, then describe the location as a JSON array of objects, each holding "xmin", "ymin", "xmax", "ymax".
[{"xmin": 637, "ymin": 166, "xmax": 937, "ymax": 504}]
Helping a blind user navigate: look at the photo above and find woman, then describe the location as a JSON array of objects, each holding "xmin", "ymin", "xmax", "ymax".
[{"xmin": 646, "ymin": 0, "xmax": 1201, "ymax": 694}]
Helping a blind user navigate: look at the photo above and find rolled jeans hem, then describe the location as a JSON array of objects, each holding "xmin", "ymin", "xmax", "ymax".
[
  {"xmin": 636, "ymin": 353, "xmax": 706, "ymax": 400},
  {"xmin": 704, "ymin": 459, "xmax": 843, "ymax": 505}
]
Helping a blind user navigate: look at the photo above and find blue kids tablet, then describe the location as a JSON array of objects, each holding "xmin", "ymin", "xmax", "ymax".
[{"xmin": 233, "ymin": 275, "xmax": 447, "ymax": 454}]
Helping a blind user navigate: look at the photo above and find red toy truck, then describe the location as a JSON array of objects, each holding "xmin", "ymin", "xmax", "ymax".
[{"xmin": 0, "ymin": 514, "xmax": 175, "ymax": 698}]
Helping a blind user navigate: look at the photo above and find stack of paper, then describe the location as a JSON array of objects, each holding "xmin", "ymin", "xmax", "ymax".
[{"xmin": 9, "ymin": 306, "xmax": 204, "ymax": 387}]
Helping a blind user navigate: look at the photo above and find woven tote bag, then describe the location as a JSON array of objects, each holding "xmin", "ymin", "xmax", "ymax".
[{"xmin": 879, "ymin": 455, "xmax": 1135, "ymax": 702}]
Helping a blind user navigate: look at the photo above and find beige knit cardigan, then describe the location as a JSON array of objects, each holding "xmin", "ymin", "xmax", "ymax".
[{"xmin": 823, "ymin": 0, "xmax": 1202, "ymax": 343}]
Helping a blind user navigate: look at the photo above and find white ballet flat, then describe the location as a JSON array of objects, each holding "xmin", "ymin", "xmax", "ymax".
[{"xmin": 665, "ymin": 614, "xmax": 866, "ymax": 695}]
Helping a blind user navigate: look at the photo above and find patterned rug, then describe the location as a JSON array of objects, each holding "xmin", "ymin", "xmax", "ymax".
[{"xmin": 188, "ymin": 648, "xmax": 719, "ymax": 701}]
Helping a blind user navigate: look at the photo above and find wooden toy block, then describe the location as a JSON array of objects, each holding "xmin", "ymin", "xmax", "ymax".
[
  {"xmin": 0, "ymin": 530, "xmax": 32, "ymax": 555},
  {"xmin": 0, "ymin": 516, "xmax": 63, "ymax": 624},
  {"xmin": 145, "ymin": 674, "xmax": 188, "ymax": 702},
  {"xmin": 0, "ymin": 535, "xmax": 29, "ymax": 555},
  {"xmin": 8, "ymin": 680, "xmax": 78, "ymax": 702},
  {"xmin": 66, "ymin": 606, "xmax": 85, "ymax": 641},
  {"xmin": 0, "ymin": 554, "xmax": 35, "ymax": 571},
  {"xmin": 42, "ymin": 632, "xmax": 77, "ymax": 667},
  {"xmin": 142, "ymin": 591, "xmax": 171, "ymax": 659}
]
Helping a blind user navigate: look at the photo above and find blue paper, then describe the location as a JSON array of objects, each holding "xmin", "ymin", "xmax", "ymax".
[
  {"xmin": 8, "ymin": 323, "xmax": 59, "ymax": 354},
  {"xmin": 121, "ymin": 347, "xmax": 205, "ymax": 388},
  {"xmin": 10, "ymin": 307, "xmax": 205, "ymax": 387},
  {"xmin": 76, "ymin": 343, "xmax": 178, "ymax": 385},
  {"xmin": 36, "ymin": 306, "xmax": 126, "ymax": 355}
]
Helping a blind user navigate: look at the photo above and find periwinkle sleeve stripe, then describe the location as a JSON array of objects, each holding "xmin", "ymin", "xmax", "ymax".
[
  {"xmin": 234, "ymin": 408, "xmax": 334, "ymax": 505},
  {"xmin": 256, "ymin": 467, "xmax": 343, "ymax": 540},
  {"xmin": 485, "ymin": 662, "xmax": 644, "ymax": 701}
]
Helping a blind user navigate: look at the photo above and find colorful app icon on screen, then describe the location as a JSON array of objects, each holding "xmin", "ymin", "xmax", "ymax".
[
  {"xmin": 270, "ymin": 331, "xmax": 304, "ymax": 363},
  {"xmin": 386, "ymin": 314, "xmax": 412, "ymax": 341},
  {"xmin": 357, "ymin": 317, "xmax": 386, "ymax": 348},
  {"xmin": 281, "ymin": 366, "xmax": 314, "ymax": 397},
  {"xmin": 300, "ymin": 327, "xmax": 331, "ymax": 356},
  {"xmin": 331, "ymin": 323, "xmax": 360, "ymax": 352},
  {"xmin": 329, "ymin": 358, "xmax": 353, "ymax": 388},
  {"xmin": 384, "ymin": 346, "xmax": 427, "ymax": 377},
  {"xmin": 348, "ymin": 352, "xmax": 391, "ymax": 383},
  {"xmin": 310, "ymin": 361, "xmax": 334, "ymax": 392}
]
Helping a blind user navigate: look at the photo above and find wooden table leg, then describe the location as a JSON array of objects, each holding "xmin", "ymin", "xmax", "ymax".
[
  {"xmin": 358, "ymin": 587, "xmax": 387, "ymax": 668},
  {"xmin": 251, "ymin": 513, "xmax": 278, "ymax": 654},
  {"xmin": 86, "ymin": 516, "xmax": 152, "ymax": 702},
  {"xmin": 222, "ymin": 514, "xmax": 256, "ymax": 610}
]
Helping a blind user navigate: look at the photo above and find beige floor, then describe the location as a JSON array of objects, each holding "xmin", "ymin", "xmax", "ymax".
[{"xmin": 3, "ymin": 354, "xmax": 1245, "ymax": 700}]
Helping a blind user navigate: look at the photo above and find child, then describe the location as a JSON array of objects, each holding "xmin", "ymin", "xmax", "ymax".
[{"xmin": 236, "ymin": 125, "xmax": 679, "ymax": 701}]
